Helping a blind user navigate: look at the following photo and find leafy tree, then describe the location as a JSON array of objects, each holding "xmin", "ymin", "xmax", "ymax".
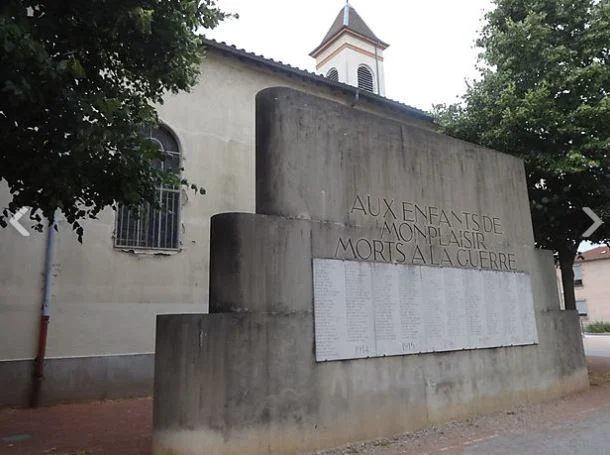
[
  {"xmin": 434, "ymin": 0, "xmax": 610, "ymax": 310},
  {"xmin": 0, "ymin": 0, "xmax": 231, "ymax": 239}
]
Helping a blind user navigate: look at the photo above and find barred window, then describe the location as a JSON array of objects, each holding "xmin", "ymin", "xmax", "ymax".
[
  {"xmin": 357, "ymin": 65, "xmax": 374, "ymax": 92},
  {"xmin": 326, "ymin": 67, "xmax": 339, "ymax": 82},
  {"xmin": 114, "ymin": 126, "xmax": 181, "ymax": 250}
]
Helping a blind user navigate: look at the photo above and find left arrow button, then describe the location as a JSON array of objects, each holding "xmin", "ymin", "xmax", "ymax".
[{"xmin": 9, "ymin": 207, "xmax": 30, "ymax": 237}]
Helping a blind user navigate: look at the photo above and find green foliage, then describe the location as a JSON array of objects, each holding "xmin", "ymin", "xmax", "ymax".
[
  {"xmin": 434, "ymin": 0, "xmax": 610, "ymax": 308},
  {"xmin": 585, "ymin": 321, "xmax": 610, "ymax": 333},
  {"xmin": 0, "ymin": 0, "xmax": 232, "ymax": 239}
]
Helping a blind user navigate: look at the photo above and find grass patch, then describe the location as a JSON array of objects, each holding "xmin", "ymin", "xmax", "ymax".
[{"xmin": 585, "ymin": 321, "xmax": 610, "ymax": 333}]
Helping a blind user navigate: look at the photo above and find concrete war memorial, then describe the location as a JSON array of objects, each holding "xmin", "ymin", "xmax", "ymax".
[{"xmin": 152, "ymin": 87, "xmax": 588, "ymax": 455}]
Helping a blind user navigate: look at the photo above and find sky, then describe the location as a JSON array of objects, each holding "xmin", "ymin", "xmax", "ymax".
[{"xmin": 206, "ymin": 0, "xmax": 494, "ymax": 112}]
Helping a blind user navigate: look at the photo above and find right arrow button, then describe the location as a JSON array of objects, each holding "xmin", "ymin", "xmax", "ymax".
[{"xmin": 582, "ymin": 207, "xmax": 604, "ymax": 238}]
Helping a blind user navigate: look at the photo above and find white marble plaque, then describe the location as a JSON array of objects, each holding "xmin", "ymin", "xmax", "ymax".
[{"xmin": 313, "ymin": 259, "xmax": 539, "ymax": 362}]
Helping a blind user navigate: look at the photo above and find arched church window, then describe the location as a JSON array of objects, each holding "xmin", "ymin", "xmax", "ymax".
[
  {"xmin": 357, "ymin": 65, "xmax": 374, "ymax": 92},
  {"xmin": 326, "ymin": 68, "xmax": 339, "ymax": 82},
  {"xmin": 114, "ymin": 126, "xmax": 181, "ymax": 250}
]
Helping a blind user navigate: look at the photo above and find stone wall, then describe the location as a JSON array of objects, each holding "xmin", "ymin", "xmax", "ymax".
[{"xmin": 152, "ymin": 88, "xmax": 588, "ymax": 454}]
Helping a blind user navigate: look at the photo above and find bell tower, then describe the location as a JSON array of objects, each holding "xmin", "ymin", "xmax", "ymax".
[{"xmin": 310, "ymin": 1, "xmax": 389, "ymax": 96}]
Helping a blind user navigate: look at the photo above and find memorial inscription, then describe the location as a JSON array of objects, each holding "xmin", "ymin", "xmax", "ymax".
[
  {"xmin": 314, "ymin": 193, "xmax": 538, "ymax": 362},
  {"xmin": 335, "ymin": 194, "xmax": 518, "ymax": 272}
]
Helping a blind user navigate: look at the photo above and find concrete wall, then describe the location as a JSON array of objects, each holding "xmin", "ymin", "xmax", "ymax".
[
  {"xmin": 0, "ymin": 51, "xmax": 432, "ymax": 407},
  {"xmin": 255, "ymin": 89, "xmax": 534, "ymax": 251},
  {"xmin": 153, "ymin": 215, "xmax": 587, "ymax": 455},
  {"xmin": 152, "ymin": 88, "xmax": 588, "ymax": 455}
]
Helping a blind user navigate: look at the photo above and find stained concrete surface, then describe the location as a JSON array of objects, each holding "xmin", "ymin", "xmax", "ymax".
[
  {"xmin": 317, "ymin": 378, "xmax": 610, "ymax": 455},
  {"xmin": 153, "ymin": 88, "xmax": 587, "ymax": 455},
  {"xmin": 583, "ymin": 334, "xmax": 610, "ymax": 357}
]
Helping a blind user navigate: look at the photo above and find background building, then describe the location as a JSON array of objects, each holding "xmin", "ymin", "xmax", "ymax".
[
  {"xmin": 573, "ymin": 246, "xmax": 610, "ymax": 323},
  {"xmin": 0, "ymin": 5, "xmax": 434, "ymax": 407}
]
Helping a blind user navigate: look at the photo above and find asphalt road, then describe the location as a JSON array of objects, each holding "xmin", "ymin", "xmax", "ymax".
[
  {"xmin": 583, "ymin": 334, "xmax": 610, "ymax": 357},
  {"xmin": 440, "ymin": 406, "xmax": 610, "ymax": 455}
]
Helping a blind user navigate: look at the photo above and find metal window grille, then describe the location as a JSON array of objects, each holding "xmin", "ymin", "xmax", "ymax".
[
  {"xmin": 114, "ymin": 127, "xmax": 181, "ymax": 250},
  {"xmin": 357, "ymin": 65, "xmax": 374, "ymax": 92},
  {"xmin": 326, "ymin": 68, "xmax": 339, "ymax": 82}
]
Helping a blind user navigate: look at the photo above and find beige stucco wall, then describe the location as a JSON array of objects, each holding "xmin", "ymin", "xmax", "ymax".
[
  {"xmin": 0, "ymin": 205, "xmax": 47, "ymax": 360},
  {"xmin": 0, "ymin": 50, "xmax": 432, "ymax": 362}
]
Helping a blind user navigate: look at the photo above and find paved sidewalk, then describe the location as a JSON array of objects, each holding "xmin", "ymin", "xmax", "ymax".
[
  {"xmin": 0, "ymin": 398, "xmax": 151, "ymax": 455},
  {"xmin": 1, "ymin": 357, "xmax": 610, "ymax": 455}
]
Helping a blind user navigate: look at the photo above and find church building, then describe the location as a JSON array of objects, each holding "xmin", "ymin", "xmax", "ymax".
[{"xmin": 0, "ymin": 4, "xmax": 434, "ymax": 407}]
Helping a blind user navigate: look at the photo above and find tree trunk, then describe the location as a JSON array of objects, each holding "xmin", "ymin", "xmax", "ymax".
[{"xmin": 558, "ymin": 247, "xmax": 577, "ymax": 311}]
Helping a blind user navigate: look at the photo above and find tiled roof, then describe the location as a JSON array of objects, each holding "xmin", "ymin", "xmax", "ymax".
[
  {"xmin": 202, "ymin": 38, "xmax": 433, "ymax": 123},
  {"xmin": 577, "ymin": 245, "xmax": 610, "ymax": 262},
  {"xmin": 314, "ymin": 3, "xmax": 388, "ymax": 54}
]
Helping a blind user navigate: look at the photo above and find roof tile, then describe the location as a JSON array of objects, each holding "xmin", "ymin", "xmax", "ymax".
[{"xmin": 577, "ymin": 245, "xmax": 610, "ymax": 262}]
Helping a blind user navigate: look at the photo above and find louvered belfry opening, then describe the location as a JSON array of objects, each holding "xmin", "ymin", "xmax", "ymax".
[
  {"xmin": 357, "ymin": 66, "xmax": 374, "ymax": 92},
  {"xmin": 326, "ymin": 68, "xmax": 339, "ymax": 82}
]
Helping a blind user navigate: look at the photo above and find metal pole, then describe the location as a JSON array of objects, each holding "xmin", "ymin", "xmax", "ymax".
[{"xmin": 31, "ymin": 215, "xmax": 56, "ymax": 407}]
